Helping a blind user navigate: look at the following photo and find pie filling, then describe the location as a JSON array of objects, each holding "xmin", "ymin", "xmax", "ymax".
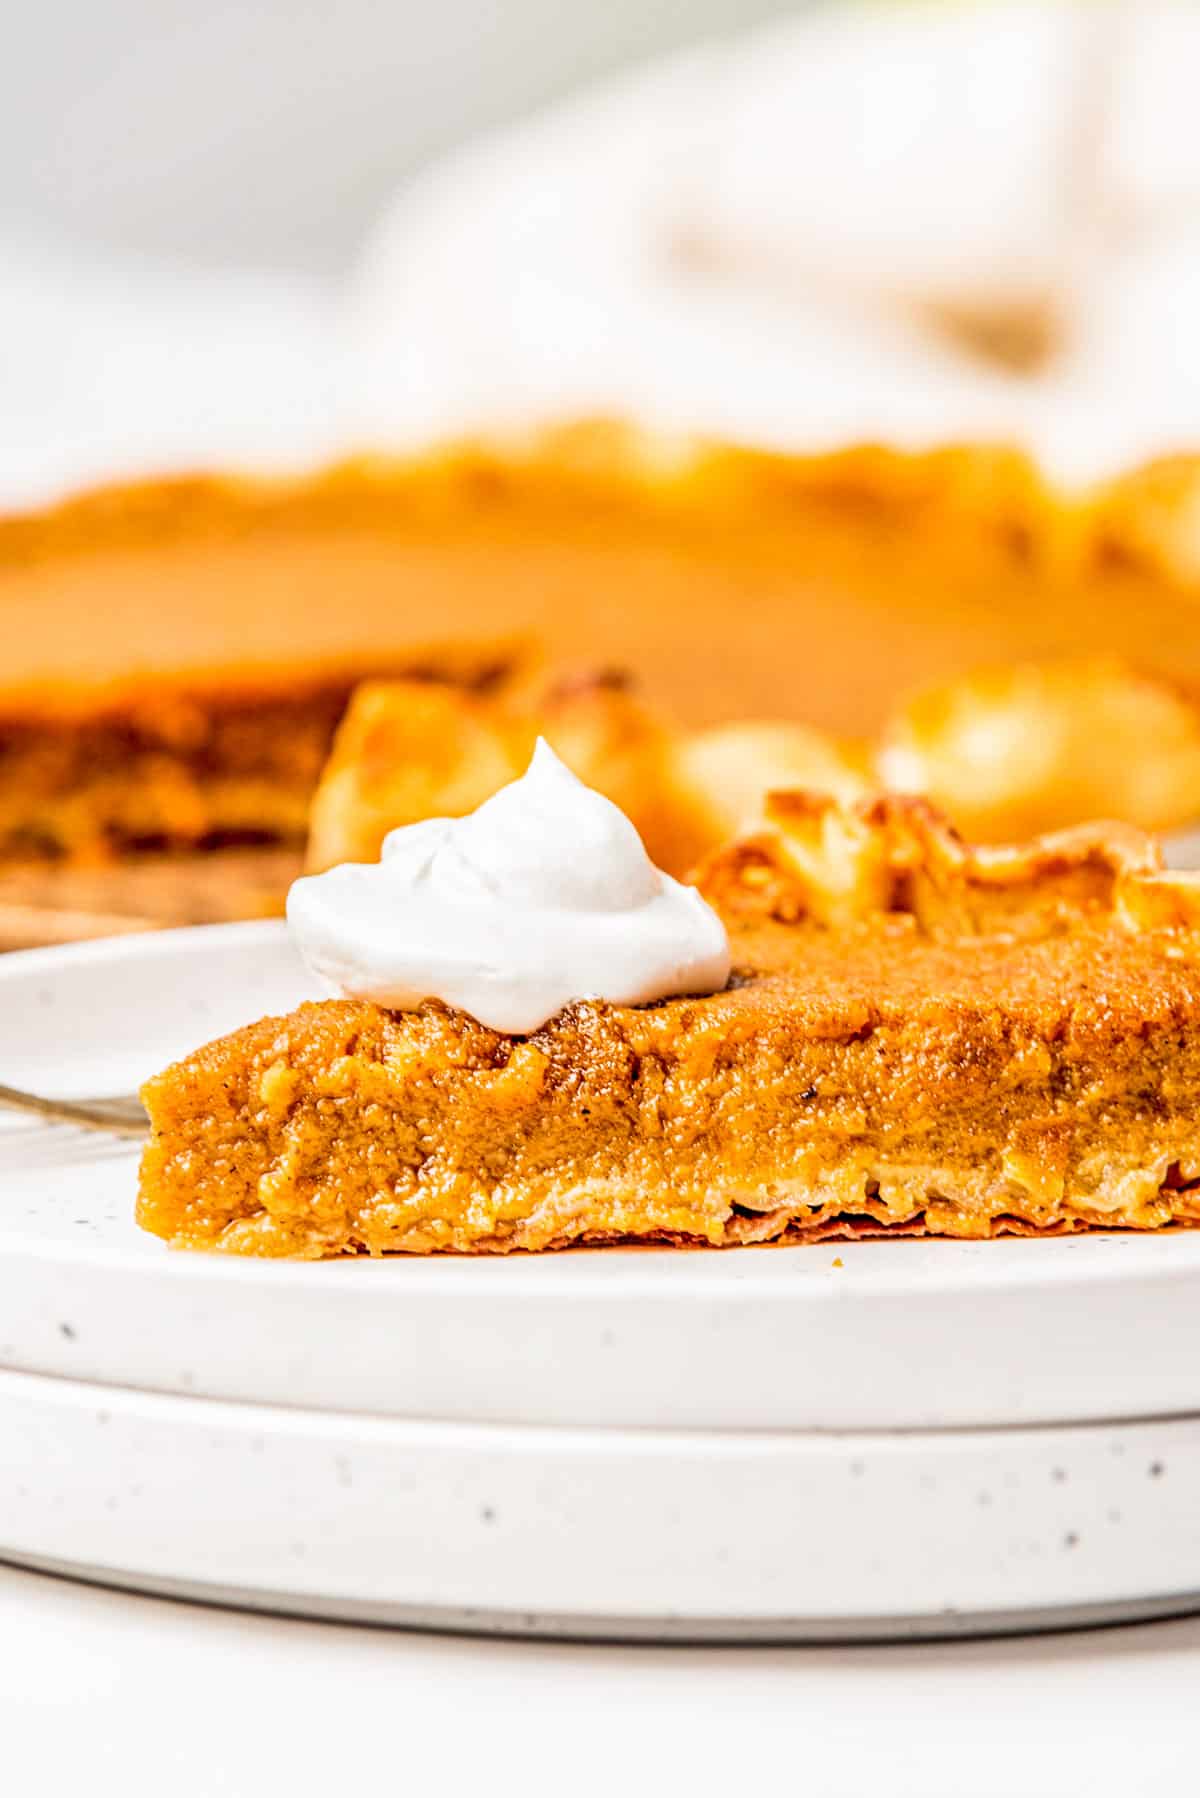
[
  {"xmin": 136, "ymin": 987, "xmax": 1200, "ymax": 1258},
  {"xmin": 137, "ymin": 787, "xmax": 1200, "ymax": 1257},
  {"xmin": 0, "ymin": 660, "xmax": 514, "ymax": 861}
]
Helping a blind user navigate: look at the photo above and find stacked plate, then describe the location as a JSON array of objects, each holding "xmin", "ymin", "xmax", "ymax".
[{"xmin": 2, "ymin": 924, "xmax": 1198, "ymax": 1639}]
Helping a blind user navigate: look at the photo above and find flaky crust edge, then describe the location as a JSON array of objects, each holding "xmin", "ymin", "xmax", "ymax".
[
  {"xmin": 6, "ymin": 421, "xmax": 1200, "ymax": 589},
  {"xmin": 695, "ymin": 789, "xmax": 1200, "ymax": 939}
]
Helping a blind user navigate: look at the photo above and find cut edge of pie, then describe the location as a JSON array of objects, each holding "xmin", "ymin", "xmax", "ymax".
[{"xmin": 137, "ymin": 792, "xmax": 1200, "ymax": 1258}]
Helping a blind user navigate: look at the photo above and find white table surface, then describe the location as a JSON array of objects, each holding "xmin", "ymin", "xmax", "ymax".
[{"xmin": 1, "ymin": 1563, "xmax": 1197, "ymax": 1795}]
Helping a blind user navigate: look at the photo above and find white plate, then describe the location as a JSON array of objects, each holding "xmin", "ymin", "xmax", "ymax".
[
  {"xmin": 1, "ymin": 921, "xmax": 1200, "ymax": 1432},
  {"xmin": 5, "ymin": 1368, "xmax": 1200, "ymax": 1641},
  {"xmin": 3, "ymin": 922, "xmax": 1200, "ymax": 1638}
]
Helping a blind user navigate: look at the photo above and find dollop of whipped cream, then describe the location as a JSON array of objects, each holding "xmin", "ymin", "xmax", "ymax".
[{"xmin": 286, "ymin": 740, "xmax": 731, "ymax": 1034}]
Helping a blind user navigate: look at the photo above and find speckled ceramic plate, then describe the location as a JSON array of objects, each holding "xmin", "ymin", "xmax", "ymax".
[{"xmin": 1, "ymin": 922, "xmax": 1200, "ymax": 1638}]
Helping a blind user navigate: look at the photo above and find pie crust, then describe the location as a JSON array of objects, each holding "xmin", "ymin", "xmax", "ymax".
[
  {"xmin": 879, "ymin": 657, "xmax": 1200, "ymax": 843},
  {"xmin": 305, "ymin": 668, "xmax": 869, "ymax": 878},
  {"xmin": 138, "ymin": 795, "xmax": 1200, "ymax": 1256}
]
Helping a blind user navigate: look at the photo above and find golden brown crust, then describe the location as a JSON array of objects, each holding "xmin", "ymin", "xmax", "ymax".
[
  {"xmin": 694, "ymin": 789, "xmax": 1187, "ymax": 931},
  {"xmin": 305, "ymin": 678, "xmax": 530, "ymax": 871},
  {"xmin": 138, "ymin": 793, "xmax": 1200, "ymax": 1257},
  {"xmin": 1087, "ymin": 455, "xmax": 1200, "ymax": 584},
  {"xmin": 668, "ymin": 721, "xmax": 873, "ymax": 854},
  {"xmin": 0, "ymin": 428, "xmax": 1057, "ymax": 567},
  {"xmin": 303, "ymin": 667, "xmax": 869, "ymax": 878},
  {"xmin": 13, "ymin": 422, "xmax": 1200, "ymax": 602},
  {"xmin": 878, "ymin": 656, "xmax": 1200, "ymax": 842},
  {"xmin": 304, "ymin": 666, "xmax": 706, "ymax": 877},
  {"xmin": 307, "ymin": 652, "xmax": 1200, "ymax": 894}
]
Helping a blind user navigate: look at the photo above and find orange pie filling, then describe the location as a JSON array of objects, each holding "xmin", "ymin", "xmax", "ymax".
[{"xmin": 137, "ymin": 796, "xmax": 1200, "ymax": 1257}]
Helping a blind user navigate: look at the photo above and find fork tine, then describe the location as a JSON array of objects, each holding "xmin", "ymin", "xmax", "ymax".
[{"xmin": 0, "ymin": 1082, "xmax": 148, "ymax": 1136}]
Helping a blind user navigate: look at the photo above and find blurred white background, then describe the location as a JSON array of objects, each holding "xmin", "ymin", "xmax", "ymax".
[
  {"xmin": 3, "ymin": 0, "xmax": 791, "ymax": 272},
  {"xmin": 0, "ymin": 0, "xmax": 793, "ymax": 502},
  {"xmin": 5, "ymin": 0, "xmax": 1200, "ymax": 504}
]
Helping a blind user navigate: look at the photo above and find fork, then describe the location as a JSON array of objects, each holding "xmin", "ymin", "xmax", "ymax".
[{"xmin": 0, "ymin": 1081, "xmax": 149, "ymax": 1137}]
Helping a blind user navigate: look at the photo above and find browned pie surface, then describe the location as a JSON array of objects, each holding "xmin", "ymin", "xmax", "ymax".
[{"xmin": 138, "ymin": 795, "xmax": 1200, "ymax": 1257}]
